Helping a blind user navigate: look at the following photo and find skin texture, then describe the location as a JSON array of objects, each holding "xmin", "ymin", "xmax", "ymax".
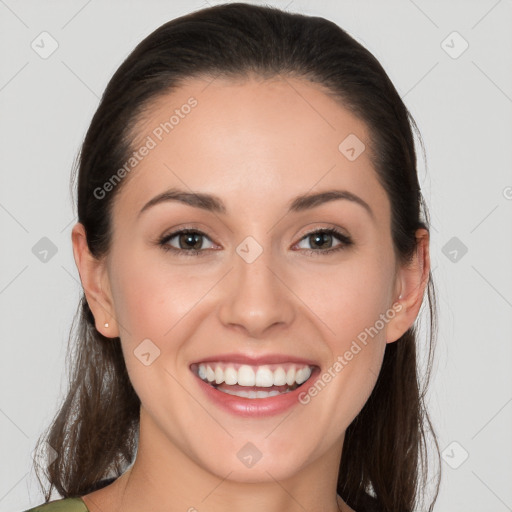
[{"xmin": 72, "ymin": 75, "xmax": 430, "ymax": 512}]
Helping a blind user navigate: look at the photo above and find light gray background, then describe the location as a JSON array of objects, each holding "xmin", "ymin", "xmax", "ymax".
[{"xmin": 1, "ymin": 1, "xmax": 511, "ymax": 511}]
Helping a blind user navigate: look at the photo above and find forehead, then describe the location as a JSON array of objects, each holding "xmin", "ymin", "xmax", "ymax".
[{"xmin": 112, "ymin": 74, "xmax": 389, "ymax": 223}]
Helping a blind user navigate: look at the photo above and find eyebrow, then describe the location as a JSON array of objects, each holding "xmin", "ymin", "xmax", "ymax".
[{"xmin": 137, "ymin": 187, "xmax": 374, "ymax": 220}]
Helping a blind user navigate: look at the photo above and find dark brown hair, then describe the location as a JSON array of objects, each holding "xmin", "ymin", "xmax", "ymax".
[{"xmin": 34, "ymin": 3, "xmax": 441, "ymax": 511}]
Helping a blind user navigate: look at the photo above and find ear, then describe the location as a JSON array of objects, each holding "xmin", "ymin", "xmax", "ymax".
[
  {"xmin": 386, "ymin": 228, "xmax": 430, "ymax": 344},
  {"xmin": 71, "ymin": 222, "xmax": 119, "ymax": 338}
]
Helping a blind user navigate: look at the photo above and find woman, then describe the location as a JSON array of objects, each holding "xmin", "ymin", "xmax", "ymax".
[{"xmin": 26, "ymin": 3, "xmax": 441, "ymax": 512}]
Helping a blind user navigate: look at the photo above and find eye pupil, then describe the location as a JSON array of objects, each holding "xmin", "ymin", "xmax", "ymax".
[
  {"xmin": 310, "ymin": 232, "xmax": 332, "ymax": 249},
  {"xmin": 180, "ymin": 232, "xmax": 202, "ymax": 250}
]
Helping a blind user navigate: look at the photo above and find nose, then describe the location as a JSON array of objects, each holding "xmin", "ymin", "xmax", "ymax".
[{"xmin": 217, "ymin": 245, "xmax": 296, "ymax": 338}]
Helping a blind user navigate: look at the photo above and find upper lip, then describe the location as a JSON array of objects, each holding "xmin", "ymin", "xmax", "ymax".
[{"xmin": 190, "ymin": 352, "xmax": 319, "ymax": 367}]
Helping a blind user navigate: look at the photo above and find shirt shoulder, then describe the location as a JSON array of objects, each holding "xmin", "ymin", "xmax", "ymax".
[{"xmin": 22, "ymin": 497, "xmax": 89, "ymax": 512}]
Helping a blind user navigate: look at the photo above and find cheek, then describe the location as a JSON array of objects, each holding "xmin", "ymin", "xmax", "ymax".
[
  {"xmin": 295, "ymin": 260, "xmax": 394, "ymax": 431},
  {"xmin": 109, "ymin": 250, "xmax": 206, "ymax": 341},
  {"xmin": 336, "ymin": 270, "xmax": 392, "ymax": 339},
  {"xmin": 108, "ymin": 253, "xmax": 194, "ymax": 412},
  {"xmin": 296, "ymin": 251, "xmax": 395, "ymax": 345}
]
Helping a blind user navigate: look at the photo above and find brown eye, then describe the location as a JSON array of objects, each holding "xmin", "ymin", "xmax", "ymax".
[
  {"xmin": 295, "ymin": 228, "xmax": 353, "ymax": 255},
  {"xmin": 159, "ymin": 229, "xmax": 216, "ymax": 255},
  {"xmin": 176, "ymin": 232, "xmax": 204, "ymax": 250}
]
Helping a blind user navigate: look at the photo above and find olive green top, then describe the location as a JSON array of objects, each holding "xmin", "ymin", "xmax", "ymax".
[{"xmin": 23, "ymin": 497, "xmax": 89, "ymax": 512}]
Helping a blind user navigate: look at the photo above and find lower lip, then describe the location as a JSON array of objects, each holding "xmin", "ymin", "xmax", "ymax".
[{"xmin": 192, "ymin": 368, "xmax": 320, "ymax": 417}]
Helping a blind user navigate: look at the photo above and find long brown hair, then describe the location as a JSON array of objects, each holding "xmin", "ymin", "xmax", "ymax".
[{"xmin": 33, "ymin": 3, "xmax": 441, "ymax": 511}]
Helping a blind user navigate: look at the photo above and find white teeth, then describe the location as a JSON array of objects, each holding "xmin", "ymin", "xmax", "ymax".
[
  {"xmin": 273, "ymin": 367, "xmax": 287, "ymax": 386},
  {"xmin": 218, "ymin": 387, "xmax": 285, "ymax": 399},
  {"xmin": 206, "ymin": 365, "xmax": 215, "ymax": 382},
  {"xmin": 238, "ymin": 365, "xmax": 255, "ymax": 386},
  {"xmin": 224, "ymin": 366, "xmax": 237, "ymax": 385},
  {"xmin": 255, "ymin": 366, "xmax": 274, "ymax": 387},
  {"xmin": 296, "ymin": 367, "xmax": 311, "ymax": 385},
  {"xmin": 286, "ymin": 367, "xmax": 296, "ymax": 386},
  {"xmin": 197, "ymin": 362, "xmax": 313, "ymax": 388},
  {"xmin": 214, "ymin": 365, "xmax": 224, "ymax": 384}
]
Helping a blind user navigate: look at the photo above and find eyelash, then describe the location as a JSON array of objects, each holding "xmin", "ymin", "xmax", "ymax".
[{"xmin": 157, "ymin": 227, "xmax": 353, "ymax": 257}]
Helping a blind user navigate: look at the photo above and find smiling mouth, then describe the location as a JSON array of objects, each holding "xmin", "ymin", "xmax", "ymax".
[{"xmin": 190, "ymin": 361, "xmax": 317, "ymax": 399}]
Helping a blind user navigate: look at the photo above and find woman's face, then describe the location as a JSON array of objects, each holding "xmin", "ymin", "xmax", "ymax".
[{"xmin": 76, "ymin": 75, "xmax": 421, "ymax": 484}]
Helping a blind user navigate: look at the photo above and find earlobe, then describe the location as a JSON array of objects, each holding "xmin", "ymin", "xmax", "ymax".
[
  {"xmin": 386, "ymin": 228, "xmax": 430, "ymax": 344},
  {"xmin": 71, "ymin": 222, "xmax": 119, "ymax": 338}
]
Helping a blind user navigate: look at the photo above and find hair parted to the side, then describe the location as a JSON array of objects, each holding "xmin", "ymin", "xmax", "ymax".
[{"xmin": 33, "ymin": 3, "xmax": 441, "ymax": 511}]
